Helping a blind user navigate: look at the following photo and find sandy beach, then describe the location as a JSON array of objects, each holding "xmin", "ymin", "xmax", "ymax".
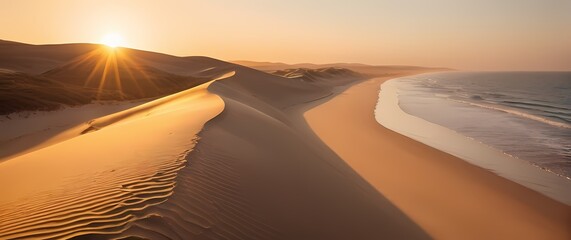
[{"xmin": 305, "ymin": 77, "xmax": 571, "ymax": 239}]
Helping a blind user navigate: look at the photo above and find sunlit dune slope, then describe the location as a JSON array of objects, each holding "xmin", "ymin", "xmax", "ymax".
[{"xmin": 0, "ymin": 73, "xmax": 233, "ymax": 239}]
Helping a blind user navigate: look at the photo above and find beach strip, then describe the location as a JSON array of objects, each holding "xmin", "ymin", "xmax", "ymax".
[{"xmin": 304, "ymin": 77, "xmax": 571, "ymax": 240}]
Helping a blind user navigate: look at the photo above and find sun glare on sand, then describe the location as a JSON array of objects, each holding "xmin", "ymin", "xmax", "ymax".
[{"xmin": 100, "ymin": 33, "xmax": 124, "ymax": 48}]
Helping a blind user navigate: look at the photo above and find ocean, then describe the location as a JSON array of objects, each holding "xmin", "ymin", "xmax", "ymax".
[{"xmin": 375, "ymin": 71, "xmax": 571, "ymax": 204}]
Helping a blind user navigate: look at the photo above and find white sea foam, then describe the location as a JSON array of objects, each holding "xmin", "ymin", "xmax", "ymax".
[{"xmin": 451, "ymin": 99, "xmax": 571, "ymax": 129}]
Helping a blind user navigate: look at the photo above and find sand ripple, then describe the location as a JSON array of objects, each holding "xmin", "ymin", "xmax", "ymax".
[
  {"xmin": 76, "ymin": 140, "xmax": 281, "ymax": 240},
  {"xmin": 0, "ymin": 149, "xmax": 189, "ymax": 239}
]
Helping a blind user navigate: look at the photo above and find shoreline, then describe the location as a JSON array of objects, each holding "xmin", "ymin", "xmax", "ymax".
[
  {"xmin": 2, "ymin": 65, "xmax": 568, "ymax": 239},
  {"xmin": 376, "ymin": 78, "xmax": 571, "ymax": 205},
  {"xmin": 304, "ymin": 76, "xmax": 571, "ymax": 239}
]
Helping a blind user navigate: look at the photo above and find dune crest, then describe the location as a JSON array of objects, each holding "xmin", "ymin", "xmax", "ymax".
[{"xmin": 81, "ymin": 71, "xmax": 235, "ymax": 134}]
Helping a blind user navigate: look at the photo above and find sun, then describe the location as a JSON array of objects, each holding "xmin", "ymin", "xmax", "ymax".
[{"xmin": 100, "ymin": 33, "xmax": 124, "ymax": 48}]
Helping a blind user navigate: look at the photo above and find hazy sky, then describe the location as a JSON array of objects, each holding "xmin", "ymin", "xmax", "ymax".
[{"xmin": 1, "ymin": 0, "xmax": 570, "ymax": 70}]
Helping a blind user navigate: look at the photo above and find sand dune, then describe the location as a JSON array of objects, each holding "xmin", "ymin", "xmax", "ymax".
[
  {"xmin": 180, "ymin": 70, "xmax": 430, "ymax": 239},
  {"xmin": 0, "ymin": 74, "xmax": 229, "ymax": 239},
  {"xmin": 0, "ymin": 43, "xmax": 434, "ymax": 238}
]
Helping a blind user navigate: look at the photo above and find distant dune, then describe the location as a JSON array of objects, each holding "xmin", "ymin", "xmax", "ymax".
[
  {"xmin": 271, "ymin": 67, "xmax": 364, "ymax": 81},
  {"xmin": 0, "ymin": 40, "xmax": 228, "ymax": 114},
  {"xmin": 0, "ymin": 40, "xmax": 98, "ymax": 74},
  {"xmin": 40, "ymin": 48, "xmax": 208, "ymax": 99},
  {"xmin": 232, "ymin": 60, "xmax": 450, "ymax": 76}
]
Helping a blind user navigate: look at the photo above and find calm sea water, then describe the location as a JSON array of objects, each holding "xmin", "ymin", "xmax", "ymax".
[{"xmin": 394, "ymin": 72, "xmax": 571, "ymax": 179}]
